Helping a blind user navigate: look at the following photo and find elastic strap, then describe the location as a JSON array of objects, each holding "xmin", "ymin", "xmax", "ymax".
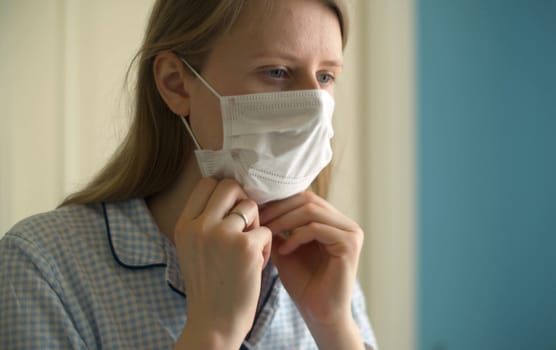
[
  {"xmin": 180, "ymin": 117, "xmax": 202, "ymax": 150},
  {"xmin": 180, "ymin": 58, "xmax": 222, "ymax": 99}
]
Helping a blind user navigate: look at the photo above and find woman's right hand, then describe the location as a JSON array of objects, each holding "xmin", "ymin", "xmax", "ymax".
[{"xmin": 172, "ymin": 178, "xmax": 271, "ymax": 350}]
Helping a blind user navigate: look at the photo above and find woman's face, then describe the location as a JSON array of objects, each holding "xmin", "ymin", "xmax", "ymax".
[{"xmin": 187, "ymin": 0, "xmax": 344, "ymax": 150}]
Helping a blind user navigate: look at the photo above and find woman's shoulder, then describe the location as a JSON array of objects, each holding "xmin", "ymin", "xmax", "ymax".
[
  {"xmin": 1, "ymin": 198, "xmax": 149, "ymax": 262},
  {"xmin": 3, "ymin": 203, "xmax": 104, "ymax": 246},
  {"xmin": 0, "ymin": 202, "xmax": 115, "ymax": 272}
]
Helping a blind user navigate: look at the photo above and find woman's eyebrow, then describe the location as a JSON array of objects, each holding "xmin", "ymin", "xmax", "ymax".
[
  {"xmin": 248, "ymin": 52, "xmax": 344, "ymax": 67},
  {"xmin": 320, "ymin": 60, "xmax": 344, "ymax": 68}
]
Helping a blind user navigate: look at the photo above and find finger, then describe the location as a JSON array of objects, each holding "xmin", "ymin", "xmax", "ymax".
[
  {"xmin": 264, "ymin": 201, "xmax": 354, "ymax": 235},
  {"xmin": 259, "ymin": 193, "xmax": 306, "ymax": 225},
  {"xmin": 204, "ymin": 179, "xmax": 248, "ymax": 220},
  {"xmin": 246, "ymin": 226, "xmax": 273, "ymax": 268},
  {"xmin": 260, "ymin": 191, "xmax": 334, "ymax": 225},
  {"xmin": 224, "ymin": 198, "xmax": 259, "ymax": 232},
  {"xmin": 182, "ymin": 177, "xmax": 219, "ymax": 220},
  {"xmin": 277, "ymin": 223, "xmax": 353, "ymax": 257},
  {"xmin": 270, "ymin": 234, "xmax": 286, "ymax": 261}
]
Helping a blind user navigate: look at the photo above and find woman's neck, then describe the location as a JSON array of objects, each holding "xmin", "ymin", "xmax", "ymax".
[{"xmin": 146, "ymin": 155, "xmax": 201, "ymax": 244}]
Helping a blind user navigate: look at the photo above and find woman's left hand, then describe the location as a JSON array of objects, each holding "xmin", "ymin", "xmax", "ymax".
[{"xmin": 260, "ymin": 191, "xmax": 365, "ymax": 347}]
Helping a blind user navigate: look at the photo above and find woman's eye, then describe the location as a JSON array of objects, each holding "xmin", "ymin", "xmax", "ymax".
[
  {"xmin": 317, "ymin": 72, "xmax": 335, "ymax": 84},
  {"xmin": 265, "ymin": 68, "xmax": 289, "ymax": 79}
]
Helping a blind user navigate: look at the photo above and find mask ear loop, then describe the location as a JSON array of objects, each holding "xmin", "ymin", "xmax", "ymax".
[
  {"xmin": 179, "ymin": 58, "xmax": 223, "ymax": 150},
  {"xmin": 180, "ymin": 58, "xmax": 222, "ymax": 99},
  {"xmin": 181, "ymin": 117, "xmax": 202, "ymax": 150}
]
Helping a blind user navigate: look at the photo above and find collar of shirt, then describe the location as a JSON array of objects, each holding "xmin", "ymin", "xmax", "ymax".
[
  {"xmin": 102, "ymin": 199, "xmax": 282, "ymax": 348},
  {"xmin": 103, "ymin": 199, "xmax": 188, "ymax": 295}
]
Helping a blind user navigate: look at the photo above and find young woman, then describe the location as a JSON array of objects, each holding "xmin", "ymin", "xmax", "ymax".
[{"xmin": 0, "ymin": 0, "xmax": 377, "ymax": 349}]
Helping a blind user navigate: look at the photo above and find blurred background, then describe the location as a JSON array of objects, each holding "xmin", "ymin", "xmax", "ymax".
[{"xmin": 1, "ymin": 1, "xmax": 555, "ymax": 349}]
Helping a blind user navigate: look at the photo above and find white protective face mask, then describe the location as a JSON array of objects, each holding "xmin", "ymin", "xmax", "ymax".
[{"xmin": 180, "ymin": 58, "xmax": 335, "ymax": 204}]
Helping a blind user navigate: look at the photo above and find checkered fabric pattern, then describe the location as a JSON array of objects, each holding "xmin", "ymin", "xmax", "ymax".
[{"xmin": 0, "ymin": 199, "xmax": 377, "ymax": 349}]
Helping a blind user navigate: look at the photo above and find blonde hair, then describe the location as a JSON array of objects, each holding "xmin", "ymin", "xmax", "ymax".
[{"xmin": 61, "ymin": 0, "xmax": 349, "ymax": 206}]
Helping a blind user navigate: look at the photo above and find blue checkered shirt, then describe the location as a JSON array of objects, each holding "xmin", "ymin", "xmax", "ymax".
[{"xmin": 0, "ymin": 199, "xmax": 377, "ymax": 349}]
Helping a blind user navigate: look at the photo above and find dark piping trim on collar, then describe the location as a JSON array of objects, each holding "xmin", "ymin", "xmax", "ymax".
[{"xmin": 103, "ymin": 202, "xmax": 167, "ymax": 270}]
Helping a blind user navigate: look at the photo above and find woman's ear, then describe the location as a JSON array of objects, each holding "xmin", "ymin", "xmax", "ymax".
[{"xmin": 153, "ymin": 51, "xmax": 191, "ymax": 117}]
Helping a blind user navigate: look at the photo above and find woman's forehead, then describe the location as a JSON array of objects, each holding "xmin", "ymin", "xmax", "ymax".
[{"xmin": 213, "ymin": 0, "xmax": 343, "ymax": 64}]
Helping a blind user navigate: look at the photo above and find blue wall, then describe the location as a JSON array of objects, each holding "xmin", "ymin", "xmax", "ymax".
[{"xmin": 418, "ymin": 1, "xmax": 556, "ymax": 349}]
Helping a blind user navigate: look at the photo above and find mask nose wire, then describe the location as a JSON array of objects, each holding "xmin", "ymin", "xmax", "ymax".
[{"xmin": 180, "ymin": 58, "xmax": 222, "ymax": 99}]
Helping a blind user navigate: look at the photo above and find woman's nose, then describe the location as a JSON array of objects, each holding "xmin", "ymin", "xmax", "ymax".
[{"xmin": 291, "ymin": 73, "xmax": 320, "ymax": 90}]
